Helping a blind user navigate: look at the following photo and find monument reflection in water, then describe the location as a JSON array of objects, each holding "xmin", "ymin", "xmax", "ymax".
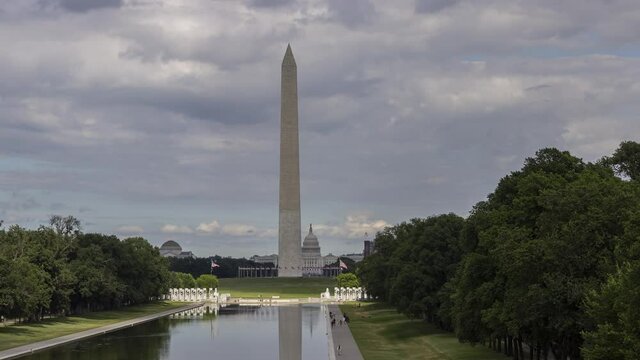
[{"xmin": 20, "ymin": 304, "xmax": 329, "ymax": 360}]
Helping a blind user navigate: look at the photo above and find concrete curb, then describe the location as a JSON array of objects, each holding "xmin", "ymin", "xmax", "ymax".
[
  {"xmin": 328, "ymin": 305, "xmax": 364, "ymax": 360},
  {"xmin": 0, "ymin": 302, "xmax": 203, "ymax": 360},
  {"xmin": 325, "ymin": 306, "xmax": 337, "ymax": 360}
]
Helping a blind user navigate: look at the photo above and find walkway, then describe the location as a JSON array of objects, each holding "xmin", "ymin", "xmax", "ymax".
[
  {"xmin": 0, "ymin": 302, "xmax": 204, "ymax": 360},
  {"xmin": 328, "ymin": 304, "xmax": 364, "ymax": 360}
]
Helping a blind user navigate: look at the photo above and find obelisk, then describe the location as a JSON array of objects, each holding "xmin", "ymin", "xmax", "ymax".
[{"xmin": 278, "ymin": 44, "xmax": 302, "ymax": 277}]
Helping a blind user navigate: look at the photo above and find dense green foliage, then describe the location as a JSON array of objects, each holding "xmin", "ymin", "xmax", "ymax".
[
  {"xmin": 359, "ymin": 214, "xmax": 465, "ymax": 328},
  {"xmin": 358, "ymin": 142, "xmax": 640, "ymax": 360},
  {"xmin": 336, "ymin": 273, "xmax": 360, "ymax": 288},
  {"xmin": 195, "ymin": 274, "xmax": 219, "ymax": 289},
  {"xmin": 169, "ymin": 272, "xmax": 197, "ymax": 288},
  {"xmin": 0, "ymin": 217, "xmax": 172, "ymax": 322},
  {"xmin": 582, "ymin": 262, "xmax": 640, "ymax": 360}
]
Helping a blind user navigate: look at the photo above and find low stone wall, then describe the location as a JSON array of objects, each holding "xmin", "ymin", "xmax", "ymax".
[
  {"xmin": 320, "ymin": 287, "xmax": 369, "ymax": 302},
  {"xmin": 166, "ymin": 286, "xmax": 370, "ymax": 304},
  {"xmin": 166, "ymin": 288, "xmax": 229, "ymax": 303}
]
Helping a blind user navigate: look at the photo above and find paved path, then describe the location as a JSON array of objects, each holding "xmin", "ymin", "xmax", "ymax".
[
  {"xmin": 0, "ymin": 302, "xmax": 204, "ymax": 360},
  {"xmin": 328, "ymin": 305, "xmax": 364, "ymax": 360}
]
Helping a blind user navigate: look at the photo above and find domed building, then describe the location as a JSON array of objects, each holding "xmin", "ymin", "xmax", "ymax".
[
  {"xmin": 301, "ymin": 224, "xmax": 322, "ymax": 276},
  {"xmin": 159, "ymin": 240, "xmax": 194, "ymax": 259}
]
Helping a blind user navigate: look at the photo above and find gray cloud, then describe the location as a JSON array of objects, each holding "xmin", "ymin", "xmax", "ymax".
[{"xmin": 326, "ymin": 0, "xmax": 376, "ymax": 27}]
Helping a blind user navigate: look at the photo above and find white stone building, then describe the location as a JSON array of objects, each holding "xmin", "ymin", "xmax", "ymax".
[
  {"xmin": 323, "ymin": 253, "xmax": 338, "ymax": 267},
  {"xmin": 159, "ymin": 240, "xmax": 195, "ymax": 259},
  {"xmin": 302, "ymin": 224, "xmax": 322, "ymax": 275},
  {"xmin": 250, "ymin": 254, "xmax": 279, "ymax": 267}
]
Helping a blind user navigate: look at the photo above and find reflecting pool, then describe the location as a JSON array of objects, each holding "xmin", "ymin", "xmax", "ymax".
[{"xmin": 20, "ymin": 304, "xmax": 330, "ymax": 360}]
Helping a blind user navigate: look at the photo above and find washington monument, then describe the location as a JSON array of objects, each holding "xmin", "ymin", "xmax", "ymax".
[{"xmin": 278, "ymin": 44, "xmax": 303, "ymax": 277}]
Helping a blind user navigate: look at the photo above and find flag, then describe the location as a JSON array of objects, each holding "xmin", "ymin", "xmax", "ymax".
[
  {"xmin": 339, "ymin": 259, "xmax": 348, "ymax": 270},
  {"xmin": 211, "ymin": 259, "xmax": 220, "ymax": 270}
]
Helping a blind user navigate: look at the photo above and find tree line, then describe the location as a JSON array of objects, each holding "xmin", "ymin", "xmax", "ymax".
[
  {"xmin": 358, "ymin": 141, "xmax": 640, "ymax": 360},
  {"xmin": 168, "ymin": 272, "xmax": 218, "ymax": 289},
  {"xmin": 167, "ymin": 255, "xmax": 358, "ymax": 278},
  {"xmin": 168, "ymin": 256, "xmax": 261, "ymax": 278},
  {"xmin": 0, "ymin": 216, "xmax": 171, "ymax": 322}
]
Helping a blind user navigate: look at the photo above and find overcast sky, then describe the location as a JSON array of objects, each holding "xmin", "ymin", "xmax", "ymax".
[{"xmin": 1, "ymin": 0, "xmax": 639, "ymax": 257}]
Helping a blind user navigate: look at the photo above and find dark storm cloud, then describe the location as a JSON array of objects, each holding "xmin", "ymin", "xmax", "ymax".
[
  {"xmin": 245, "ymin": 0, "xmax": 295, "ymax": 8},
  {"xmin": 77, "ymin": 86, "xmax": 276, "ymax": 125},
  {"xmin": 45, "ymin": 0, "xmax": 123, "ymax": 13},
  {"xmin": 415, "ymin": 0, "xmax": 460, "ymax": 13},
  {"xmin": 0, "ymin": 193, "xmax": 41, "ymax": 212}
]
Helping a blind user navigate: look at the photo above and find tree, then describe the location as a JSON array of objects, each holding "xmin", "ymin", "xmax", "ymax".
[
  {"xmin": 174, "ymin": 272, "xmax": 197, "ymax": 288},
  {"xmin": 582, "ymin": 263, "xmax": 640, "ymax": 359},
  {"xmin": 0, "ymin": 259, "xmax": 52, "ymax": 322},
  {"xmin": 449, "ymin": 147, "xmax": 640, "ymax": 359},
  {"xmin": 336, "ymin": 273, "xmax": 360, "ymax": 288},
  {"xmin": 604, "ymin": 140, "xmax": 640, "ymax": 181},
  {"xmin": 70, "ymin": 234, "xmax": 125, "ymax": 311},
  {"xmin": 0, "ymin": 224, "xmax": 174, "ymax": 321},
  {"xmin": 358, "ymin": 214, "xmax": 465, "ymax": 327},
  {"xmin": 196, "ymin": 274, "xmax": 219, "ymax": 289},
  {"xmin": 118, "ymin": 237, "xmax": 171, "ymax": 304},
  {"xmin": 49, "ymin": 215, "xmax": 81, "ymax": 237}
]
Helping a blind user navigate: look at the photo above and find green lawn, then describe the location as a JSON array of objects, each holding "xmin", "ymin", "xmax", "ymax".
[
  {"xmin": 0, "ymin": 301, "xmax": 185, "ymax": 351},
  {"xmin": 218, "ymin": 277, "xmax": 335, "ymax": 298},
  {"xmin": 342, "ymin": 303, "xmax": 509, "ymax": 360}
]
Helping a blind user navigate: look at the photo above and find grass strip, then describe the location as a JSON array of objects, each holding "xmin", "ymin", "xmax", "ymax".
[
  {"xmin": 218, "ymin": 277, "xmax": 335, "ymax": 299},
  {"xmin": 341, "ymin": 303, "xmax": 509, "ymax": 360},
  {"xmin": 0, "ymin": 301, "xmax": 185, "ymax": 351}
]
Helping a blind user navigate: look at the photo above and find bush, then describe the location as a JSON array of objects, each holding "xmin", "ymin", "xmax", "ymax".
[
  {"xmin": 336, "ymin": 273, "xmax": 360, "ymax": 288},
  {"xmin": 196, "ymin": 274, "xmax": 219, "ymax": 289}
]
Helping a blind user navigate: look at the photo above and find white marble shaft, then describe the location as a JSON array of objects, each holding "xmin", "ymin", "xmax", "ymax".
[
  {"xmin": 278, "ymin": 44, "xmax": 302, "ymax": 277},
  {"xmin": 278, "ymin": 305, "xmax": 302, "ymax": 360}
]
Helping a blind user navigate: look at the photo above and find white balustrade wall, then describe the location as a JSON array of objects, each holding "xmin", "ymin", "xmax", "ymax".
[
  {"xmin": 167, "ymin": 288, "xmax": 220, "ymax": 302},
  {"xmin": 320, "ymin": 287, "xmax": 369, "ymax": 301}
]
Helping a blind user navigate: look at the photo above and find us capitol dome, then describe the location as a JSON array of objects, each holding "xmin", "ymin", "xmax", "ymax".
[{"xmin": 301, "ymin": 224, "xmax": 322, "ymax": 275}]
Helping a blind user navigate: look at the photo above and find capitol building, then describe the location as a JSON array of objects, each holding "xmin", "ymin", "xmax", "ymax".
[
  {"xmin": 301, "ymin": 224, "xmax": 322, "ymax": 275},
  {"xmin": 248, "ymin": 224, "xmax": 344, "ymax": 277}
]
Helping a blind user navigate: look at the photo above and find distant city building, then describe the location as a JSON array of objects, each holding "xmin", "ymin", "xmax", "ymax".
[
  {"xmin": 323, "ymin": 253, "xmax": 338, "ymax": 266},
  {"xmin": 363, "ymin": 231, "xmax": 375, "ymax": 258},
  {"xmin": 302, "ymin": 224, "xmax": 322, "ymax": 275},
  {"xmin": 363, "ymin": 240, "xmax": 373, "ymax": 257},
  {"xmin": 159, "ymin": 240, "xmax": 195, "ymax": 259},
  {"xmin": 250, "ymin": 254, "xmax": 279, "ymax": 267}
]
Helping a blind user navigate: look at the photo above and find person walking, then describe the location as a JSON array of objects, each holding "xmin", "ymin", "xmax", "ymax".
[{"xmin": 337, "ymin": 344, "xmax": 342, "ymax": 356}]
